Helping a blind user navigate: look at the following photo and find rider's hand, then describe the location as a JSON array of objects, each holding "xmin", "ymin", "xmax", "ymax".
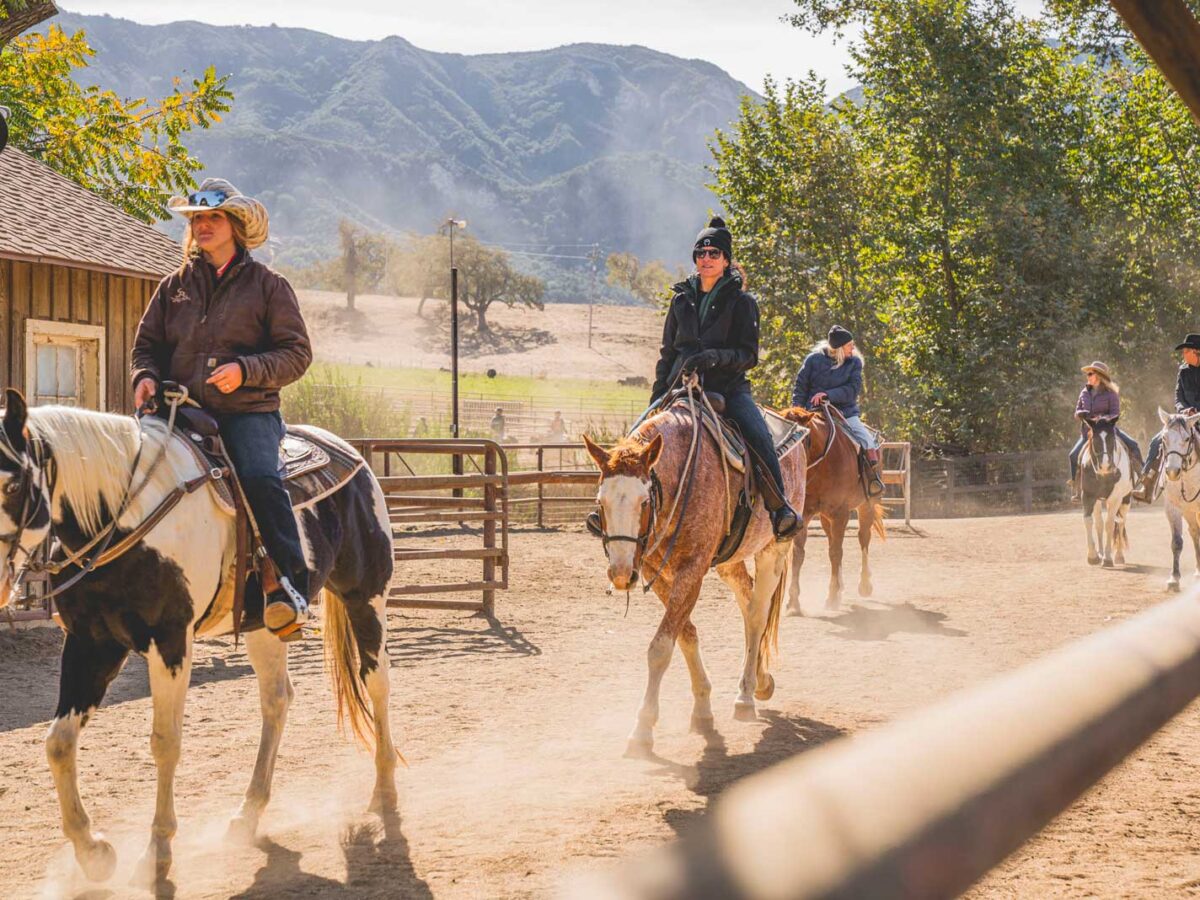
[
  {"xmin": 810, "ymin": 392, "xmax": 828, "ymax": 407},
  {"xmin": 133, "ymin": 378, "xmax": 158, "ymax": 413},
  {"xmin": 206, "ymin": 362, "xmax": 244, "ymax": 394},
  {"xmin": 682, "ymin": 350, "xmax": 719, "ymax": 375}
]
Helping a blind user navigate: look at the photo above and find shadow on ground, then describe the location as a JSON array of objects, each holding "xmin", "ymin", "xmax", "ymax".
[
  {"xmin": 824, "ymin": 602, "xmax": 968, "ymax": 642},
  {"xmin": 387, "ymin": 613, "xmax": 541, "ymax": 664},
  {"xmin": 229, "ymin": 809, "xmax": 432, "ymax": 899}
]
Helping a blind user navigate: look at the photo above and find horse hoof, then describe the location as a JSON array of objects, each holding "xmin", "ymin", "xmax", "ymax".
[
  {"xmin": 1115, "ymin": 556, "xmax": 1126, "ymax": 566},
  {"xmin": 132, "ymin": 843, "xmax": 171, "ymax": 887},
  {"xmin": 1087, "ymin": 555, "xmax": 1100, "ymax": 566},
  {"xmin": 368, "ymin": 788, "xmax": 398, "ymax": 815},
  {"xmin": 859, "ymin": 583, "xmax": 874, "ymax": 598},
  {"xmin": 786, "ymin": 603, "xmax": 804, "ymax": 618},
  {"xmin": 226, "ymin": 814, "xmax": 258, "ymax": 846},
  {"xmin": 79, "ymin": 838, "xmax": 118, "ymax": 883},
  {"xmin": 1168, "ymin": 580, "xmax": 1182, "ymax": 593},
  {"xmin": 754, "ymin": 673, "xmax": 776, "ymax": 701},
  {"xmin": 624, "ymin": 737, "xmax": 654, "ymax": 759},
  {"xmin": 1102, "ymin": 558, "xmax": 1114, "ymax": 569},
  {"xmin": 690, "ymin": 714, "xmax": 716, "ymax": 736},
  {"xmin": 733, "ymin": 702, "xmax": 758, "ymax": 722}
]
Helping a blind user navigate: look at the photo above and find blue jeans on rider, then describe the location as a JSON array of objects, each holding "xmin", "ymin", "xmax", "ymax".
[
  {"xmin": 1070, "ymin": 429, "xmax": 1145, "ymax": 480},
  {"xmin": 724, "ymin": 389, "xmax": 788, "ymax": 506},
  {"xmin": 219, "ymin": 411, "xmax": 309, "ymax": 599},
  {"xmin": 1144, "ymin": 433, "xmax": 1163, "ymax": 476},
  {"xmin": 841, "ymin": 414, "xmax": 878, "ymax": 450}
]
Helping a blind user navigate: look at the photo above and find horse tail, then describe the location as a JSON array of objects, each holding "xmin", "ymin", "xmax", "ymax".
[
  {"xmin": 759, "ymin": 552, "xmax": 788, "ymax": 671},
  {"xmin": 322, "ymin": 587, "xmax": 375, "ymax": 751},
  {"xmin": 871, "ymin": 502, "xmax": 888, "ymax": 541}
]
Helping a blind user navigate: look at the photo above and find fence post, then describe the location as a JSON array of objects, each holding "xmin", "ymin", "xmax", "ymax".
[
  {"xmin": 904, "ymin": 443, "xmax": 912, "ymax": 527},
  {"xmin": 1023, "ymin": 454, "xmax": 1034, "ymax": 514},
  {"xmin": 945, "ymin": 458, "xmax": 956, "ymax": 516},
  {"xmin": 537, "ymin": 447, "xmax": 545, "ymax": 528},
  {"xmin": 483, "ymin": 445, "xmax": 497, "ymax": 617}
]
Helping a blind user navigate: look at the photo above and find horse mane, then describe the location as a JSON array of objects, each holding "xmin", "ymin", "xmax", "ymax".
[
  {"xmin": 26, "ymin": 407, "xmax": 194, "ymax": 536},
  {"xmin": 604, "ymin": 435, "xmax": 654, "ymax": 477}
]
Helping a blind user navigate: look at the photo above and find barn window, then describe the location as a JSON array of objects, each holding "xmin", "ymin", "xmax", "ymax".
[{"xmin": 24, "ymin": 320, "xmax": 106, "ymax": 410}]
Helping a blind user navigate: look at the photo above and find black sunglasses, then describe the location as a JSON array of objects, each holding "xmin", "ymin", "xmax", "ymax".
[{"xmin": 693, "ymin": 248, "xmax": 724, "ymax": 260}]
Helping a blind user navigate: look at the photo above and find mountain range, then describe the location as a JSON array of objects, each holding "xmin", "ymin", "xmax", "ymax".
[{"xmin": 46, "ymin": 12, "xmax": 758, "ymax": 287}]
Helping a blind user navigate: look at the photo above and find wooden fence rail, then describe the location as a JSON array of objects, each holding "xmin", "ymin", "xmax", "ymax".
[{"xmin": 575, "ymin": 589, "xmax": 1200, "ymax": 899}]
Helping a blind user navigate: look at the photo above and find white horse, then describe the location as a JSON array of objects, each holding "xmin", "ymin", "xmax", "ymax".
[
  {"xmin": 1078, "ymin": 415, "xmax": 1132, "ymax": 567},
  {"xmin": 0, "ymin": 391, "xmax": 398, "ymax": 886},
  {"xmin": 1158, "ymin": 408, "xmax": 1200, "ymax": 591}
]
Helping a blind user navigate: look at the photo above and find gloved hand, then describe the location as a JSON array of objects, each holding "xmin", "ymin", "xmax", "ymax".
[{"xmin": 682, "ymin": 350, "xmax": 721, "ymax": 375}]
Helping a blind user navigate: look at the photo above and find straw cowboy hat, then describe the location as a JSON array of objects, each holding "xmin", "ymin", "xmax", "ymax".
[
  {"xmin": 167, "ymin": 177, "xmax": 269, "ymax": 250},
  {"xmin": 1081, "ymin": 361, "xmax": 1112, "ymax": 380}
]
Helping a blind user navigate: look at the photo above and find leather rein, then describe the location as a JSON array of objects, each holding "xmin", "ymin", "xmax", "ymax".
[{"xmin": 1163, "ymin": 420, "xmax": 1200, "ymax": 503}]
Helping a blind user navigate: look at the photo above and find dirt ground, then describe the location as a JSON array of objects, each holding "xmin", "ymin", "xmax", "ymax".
[
  {"xmin": 5, "ymin": 507, "xmax": 1200, "ymax": 899},
  {"xmin": 298, "ymin": 290, "xmax": 662, "ymax": 382}
]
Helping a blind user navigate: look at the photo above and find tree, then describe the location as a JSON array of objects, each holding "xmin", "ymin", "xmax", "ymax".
[
  {"xmin": 605, "ymin": 252, "xmax": 681, "ymax": 307},
  {"xmin": 0, "ymin": 1, "xmax": 56, "ymax": 49},
  {"xmin": 337, "ymin": 219, "xmax": 390, "ymax": 310},
  {"xmin": 0, "ymin": 24, "xmax": 232, "ymax": 221}
]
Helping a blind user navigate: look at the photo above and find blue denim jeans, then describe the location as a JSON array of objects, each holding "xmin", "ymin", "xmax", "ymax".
[
  {"xmin": 219, "ymin": 411, "xmax": 308, "ymax": 597},
  {"xmin": 841, "ymin": 414, "xmax": 879, "ymax": 450},
  {"xmin": 724, "ymin": 389, "xmax": 788, "ymax": 508}
]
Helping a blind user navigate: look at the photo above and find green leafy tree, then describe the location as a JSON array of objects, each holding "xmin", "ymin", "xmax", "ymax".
[
  {"xmin": 605, "ymin": 252, "xmax": 681, "ymax": 307},
  {"xmin": 0, "ymin": 24, "xmax": 232, "ymax": 221},
  {"xmin": 336, "ymin": 219, "xmax": 390, "ymax": 310}
]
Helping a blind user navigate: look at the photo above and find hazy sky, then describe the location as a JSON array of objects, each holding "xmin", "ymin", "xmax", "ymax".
[{"xmin": 63, "ymin": 0, "xmax": 1048, "ymax": 95}]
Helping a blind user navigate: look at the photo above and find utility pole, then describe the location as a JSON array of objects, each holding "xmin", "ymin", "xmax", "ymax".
[
  {"xmin": 587, "ymin": 245, "xmax": 602, "ymax": 350},
  {"xmin": 441, "ymin": 217, "xmax": 467, "ymax": 439}
]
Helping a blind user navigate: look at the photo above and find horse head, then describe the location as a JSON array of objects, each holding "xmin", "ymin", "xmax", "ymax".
[
  {"xmin": 0, "ymin": 389, "xmax": 51, "ymax": 609},
  {"xmin": 583, "ymin": 432, "xmax": 664, "ymax": 591},
  {"xmin": 1158, "ymin": 407, "xmax": 1200, "ymax": 482},
  {"xmin": 1084, "ymin": 415, "xmax": 1119, "ymax": 476}
]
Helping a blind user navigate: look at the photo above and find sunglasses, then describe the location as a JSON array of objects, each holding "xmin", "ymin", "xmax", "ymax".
[
  {"xmin": 187, "ymin": 189, "xmax": 229, "ymax": 208},
  {"xmin": 693, "ymin": 248, "xmax": 724, "ymax": 260}
]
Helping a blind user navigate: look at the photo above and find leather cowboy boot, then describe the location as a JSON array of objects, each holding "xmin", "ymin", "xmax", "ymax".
[
  {"xmin": 1132, "ymin": 465, "xmax": 1159, "ymax": 504},
  {"xmin": 752, "ymin": 459, "xmax": 800, "ymax": 541},
  {"xmin": 865, "ymin": 448, "xmax": 885, "ymax": 498}
]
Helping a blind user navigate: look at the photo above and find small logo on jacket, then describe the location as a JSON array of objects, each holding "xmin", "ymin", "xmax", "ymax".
[{"xmin": 170, "ymin": 288, "xmax": 191, "ymax": 304}]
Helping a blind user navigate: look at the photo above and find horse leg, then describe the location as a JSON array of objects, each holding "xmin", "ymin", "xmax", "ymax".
[
  {"xmin": 361, "ymin": 592, "xmax": 399, "ymax": 813},
  {"xmin": 1168, "ymin": 503, "xmax": 1184, "ymax": 591},
  {"xmin": 1114, "ymin": 501, "xmax": 1129, "ymax": 566},
  {"xmin": 749, "ymin": 545, "xmax": 788, "ymax": 709},
  {"xmin": 228, "ymin": 628, "xmax": 292, "ymax": 843},
  {"xmin": 626, "ymin": 570, "xmax": 701, "ymax": 757},
  {"xmin": 134, "ymin": 633, "xmax": 193, "ymax": 885},
  {"xmin": 1101, "ymin": 499, "xmax": 1116, "ymax": 568},
  {"xmin": 1189, "ymin": 516, "xmax": 1200, "ymax": 582},
  {"xmin": 825, "ymin": 508, "xmax": 850, "ymax": 611},
  {"xmin": 46, "ymin": 634, "xmax": 129, "ymax": 882},
  {"xmin": 717, "ymin": 561, "xmax": 759, "ymax": 720},
  {"xmin": 677, "ymin": 618, "xmax": 714, "ymax": 735},
  {"xmin": 786, "ymin": 525, "xmax": 809, "ymax": 617},
  {"xmin": 857, "ymin": 503, "xmax": 875, "ymax": 597},
  {"xmin": 1084, "ymin": 499, "xmax": 1100, "ymax": 565}
]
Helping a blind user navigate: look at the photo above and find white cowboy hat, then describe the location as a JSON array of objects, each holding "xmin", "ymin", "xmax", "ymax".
[
  {"xmin": 1080, "ymin": 361, "xmax": 1112, "ymax": 379},
  {"xmin": 167, "ymin": 177, "xmax": 269, "ymax": 250}
]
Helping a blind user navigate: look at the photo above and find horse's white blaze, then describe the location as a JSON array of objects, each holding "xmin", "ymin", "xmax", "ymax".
[{"xmin": 597, "ymin": 474, "xmax": 648, "ymax": 583}]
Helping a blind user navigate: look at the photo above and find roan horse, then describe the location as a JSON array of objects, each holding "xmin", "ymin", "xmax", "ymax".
[
  {"xmin": 1156, "ymin": 408, "xmax": 1200, "ymax": 591},
  {"xmin": 0, "ymin": 390, "xmax": 398, "ymax": 885},
  {"xmin": 584, "ymin": 393, "xmax": 805, "ymax": 756},
  {"xmin": 782, "ymin": 404, "xmax": 885, "ymax": 614},
  {"xmin": 1078, "ymin": 414, "xmax": 1132, "ymax": 567}
]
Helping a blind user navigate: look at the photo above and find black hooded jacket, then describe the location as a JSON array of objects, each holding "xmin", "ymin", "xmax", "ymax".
[{"xmin": 650, "ymin": 270, "xmax": 760, "ymax": 402}]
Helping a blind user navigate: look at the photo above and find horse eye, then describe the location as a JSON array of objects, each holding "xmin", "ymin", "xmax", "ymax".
[{"xmin": 3, "ymin": 481, "xmax": 18, "ymax": 495}]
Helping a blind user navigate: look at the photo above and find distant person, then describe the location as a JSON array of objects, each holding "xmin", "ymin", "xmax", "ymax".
[
  {"xmin": 647, "ymin": 217, "xmax": 798, "ymax": 539},
  {"xmin": 412, "ymin": 416, "xmax": 430, "ymax": 438},
  {"xmin": 1136, "ymin": 334, "xmax": 1200, "ymax": 501},
  {"xmin": 791, "ymin": 326, "xmax": 885, "ymax": 498},
  {"xmin": 547, "ymin": 411, "xmax": 567, "ymax": 442},
  {"xmin": 1068, "ymin": 361, "xmax": 1143, "ymax": 502},
  {"xmin": 490, "ymin": 407, "xmax": 507, "ymax": 442},
  {"xmin": 131, "ymin": 177, "xmax": 312, "ymax": 637}
]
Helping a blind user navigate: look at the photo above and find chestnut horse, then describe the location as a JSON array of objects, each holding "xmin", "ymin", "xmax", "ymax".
[
  {"xmin": 584, "ymin": 396, "xmax": 806, "ymax": 756},
  {"xmin": 783, "ymin": 404, "xmax": 885, "ymax": 614}
]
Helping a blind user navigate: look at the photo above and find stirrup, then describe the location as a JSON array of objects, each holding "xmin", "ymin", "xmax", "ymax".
[{"xmin": 264, "ymin": 576, "xmax": 310, "ymax": 637}]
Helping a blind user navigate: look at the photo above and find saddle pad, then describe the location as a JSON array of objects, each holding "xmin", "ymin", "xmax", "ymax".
[
  {"xmin": 666, "ymin": 398, "xmax": 806, "ymax": 473},
  {"xmin": 280, "ymin": 426, "xmax": 365, "ymax": 510}
]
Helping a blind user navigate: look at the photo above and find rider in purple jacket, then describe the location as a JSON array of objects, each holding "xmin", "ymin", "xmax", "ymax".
[{"xmin": 1068, "ymin": 361, "xmax": 1144, "ymax": 500}]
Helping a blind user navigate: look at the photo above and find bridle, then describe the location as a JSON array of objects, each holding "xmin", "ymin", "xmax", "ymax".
[
  {"xmin": 0, "ymin": 430, "xmax": 52, "ymax": 594},
  {"xmin": 1163, "ymin": 418, "xmax": 1200, "ymax": 502},
  {"xmin": 595, "ymin": 469, "xmax": 663, "ymax": 579}
]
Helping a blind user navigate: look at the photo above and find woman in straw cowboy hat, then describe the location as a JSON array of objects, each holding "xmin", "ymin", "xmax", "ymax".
[
  {"xmin": 1068, "ymin": 361, "xmax": 1144, "ymax": 501},
  {"xmin": 130, "ymin": 177, "xmax": 314, "ymax": 636}
]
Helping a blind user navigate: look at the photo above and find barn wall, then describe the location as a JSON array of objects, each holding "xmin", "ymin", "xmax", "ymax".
[{"xmin": 0, "ymin": 260, "xmax": 158, "ymax": 413}]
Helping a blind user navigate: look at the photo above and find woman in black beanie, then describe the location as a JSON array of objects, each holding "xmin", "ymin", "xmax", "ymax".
[{"xmin": 649, "ymin": 217, "xmax": 799, "ymax": 539}]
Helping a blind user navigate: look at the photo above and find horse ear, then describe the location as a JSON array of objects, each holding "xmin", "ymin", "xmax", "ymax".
[
  {"xmin": 642, "ymin": 434, "xmax": 664, "ymax": 470},
  {"xmin": 1187, "ymin": 412, "xmax": 1200, "ymax": 429},
  {"xmin": 582, "ymin": 434, "xmax": 609, "ymax": 471},
  {"xmin": 1160, "ymin": 407, "xmax": 1172, "ymax": 426},
  {"xmin": 3, "ymin": 389, "xmax": 27, "ymax": 454}
]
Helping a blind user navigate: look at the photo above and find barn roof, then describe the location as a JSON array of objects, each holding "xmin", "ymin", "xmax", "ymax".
[{"xmin": 0, "ymin": 148, "xmax": 179, "ymax": 281}]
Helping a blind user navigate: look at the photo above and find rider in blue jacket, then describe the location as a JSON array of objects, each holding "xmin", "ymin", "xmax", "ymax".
[{"xmin": 791, "ymin": 326, "xmax": 884, "ymax": 497}]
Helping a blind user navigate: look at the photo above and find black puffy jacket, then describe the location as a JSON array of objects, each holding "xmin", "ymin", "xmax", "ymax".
[{"xmin": 650, "ymin": 271, "xmax": 760, "ymax": 402}]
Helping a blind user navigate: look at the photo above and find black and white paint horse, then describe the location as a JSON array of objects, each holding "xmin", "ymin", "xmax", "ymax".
[
  {"xmin": 1078, "ymin": 414, "xmax": 1132, "ymax": 568},
  {"xmin": 1157, "ymin": 408, "xmax": 1200, "ymax": 591},
  {"xmin": 0, "ymin": 390, "xmax": 398, "ymax": 885}
]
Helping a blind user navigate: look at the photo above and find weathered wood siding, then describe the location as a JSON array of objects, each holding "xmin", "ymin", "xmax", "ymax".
[{"xmin": 0, "ymin": 259, "xmax": 157, "ymax": 412}]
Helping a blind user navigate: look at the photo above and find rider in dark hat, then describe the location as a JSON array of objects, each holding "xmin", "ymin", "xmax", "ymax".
[
  {"xmin": 1134, "ymin": 333, "xmax": 1200, "ymax": 502},
  {"xmin": 648, "ymin": 217, "xmax": 799, "ymax": 539}
]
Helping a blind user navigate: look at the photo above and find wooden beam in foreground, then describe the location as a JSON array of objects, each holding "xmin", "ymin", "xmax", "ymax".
[{"xmin": 1110, "ymin": 0, "xmax": 1200, "ymax": 124}]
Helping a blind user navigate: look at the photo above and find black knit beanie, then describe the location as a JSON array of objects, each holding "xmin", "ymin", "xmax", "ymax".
[
  {"xmin": 693, "ymin": 216, "xmax": 733, "ymax": 260},
  {"xmin": 828, "ymin": 325, "xmax": 854, "ymax": 349}
]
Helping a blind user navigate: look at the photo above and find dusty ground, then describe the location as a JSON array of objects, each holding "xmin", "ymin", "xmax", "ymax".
[
  {"xmin": 298, "ymin": 291, "xmax": 661, "ymax": 382},
  {"xmin": 4, "ymin": 507, "xmax": 1200, "ymax": 899}
]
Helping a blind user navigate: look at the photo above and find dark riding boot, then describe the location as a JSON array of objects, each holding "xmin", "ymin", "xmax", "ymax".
[
  {"xmin": 864, "ymin": 448, "xmax": 885, "ymax": 498},
  {"xmin": 753, "ymin": 461, "xmax": 800, "ymax": 541},
  {"xmin": 1132, "ymin": 466, "xmax": 1160, "ymax": 504}
]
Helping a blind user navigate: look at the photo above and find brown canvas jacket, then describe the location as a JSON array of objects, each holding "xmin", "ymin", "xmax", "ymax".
[{"xmin": 131, "ymin": 253, "xmax": 312, "ymax": 414}]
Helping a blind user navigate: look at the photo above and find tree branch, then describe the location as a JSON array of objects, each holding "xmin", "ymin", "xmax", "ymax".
[{"xmin": 0, "ymin": 2, "xmax": 58, "ymax": 50}]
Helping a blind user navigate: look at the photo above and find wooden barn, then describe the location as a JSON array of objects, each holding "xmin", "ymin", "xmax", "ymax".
[{"xmin": 0, "ymin": 147, "xmax": 178, "ymax": 413}]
